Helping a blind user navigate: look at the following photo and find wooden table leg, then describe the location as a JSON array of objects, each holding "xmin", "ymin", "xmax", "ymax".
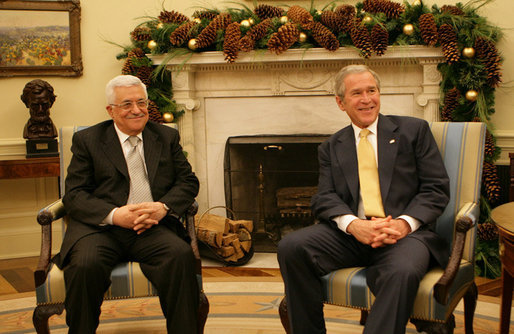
[{"xmin": 500, "ymin": 268, "xmax": 513, "ymax": 334}]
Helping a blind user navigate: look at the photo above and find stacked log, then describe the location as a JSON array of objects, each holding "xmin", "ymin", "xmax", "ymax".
[{"xmin": 195, "ymin": 212, "xmax": 253, "ymax": 263}]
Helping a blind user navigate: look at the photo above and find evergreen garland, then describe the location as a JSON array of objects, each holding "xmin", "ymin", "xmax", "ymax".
[{"xmin": 118, "ymin": 0, "xmax": 504, "ymax": 278}]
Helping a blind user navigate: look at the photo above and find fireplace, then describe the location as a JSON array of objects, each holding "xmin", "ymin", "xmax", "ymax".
[{"xmin": 224, "ymin": 135, "xmax": 329, "ymax": 251}]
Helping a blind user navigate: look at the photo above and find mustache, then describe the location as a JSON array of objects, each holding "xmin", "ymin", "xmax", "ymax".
[{"xmin": 126, "ymin": 113, "xmax": 146, "ymax": 119}]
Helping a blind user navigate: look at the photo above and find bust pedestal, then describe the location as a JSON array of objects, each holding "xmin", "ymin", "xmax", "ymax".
[{"xmin": 26, "ymin": 138, "xmax": 58, "ymax": 158}]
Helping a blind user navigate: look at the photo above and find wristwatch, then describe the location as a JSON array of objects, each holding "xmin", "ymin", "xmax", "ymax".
[{"xmin": 161, "ymin": 202, "xmax": 179, "ymax": 218}]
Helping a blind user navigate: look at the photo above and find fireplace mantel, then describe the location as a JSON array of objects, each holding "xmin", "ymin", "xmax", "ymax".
[{"xmin": 151, "ymin": 46, "xmax": 445, "ymax": 212}]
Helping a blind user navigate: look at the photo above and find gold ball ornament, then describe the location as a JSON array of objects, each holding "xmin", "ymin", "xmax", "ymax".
[
  {"xmin": 363, "ymin": 16, "xmax": 373, "ymax": 24},
  {"xmin": 462, "ymin": 47, "xmax": 476, "ymax": 58},
  {"xmin": 403, "ymin": 24, "xmax": 414, "ymax": 36},
  {"xmin": 299, "ymin": 32, "xmax": 307, "ymax": 43},
  {"xmin": 147, "ymin": 40, "xmax": 158, "ymax": 50},
  {"xmin": 157, "ymin": 22, "xmax": 164, "ymax": 29},
  {"xmin": 241, "ymin": 20, "xmax": 250, "ymax": 28},
  {"xmin": 465, "ymin": 90, "xmax": 479, "ymax": 102},
  {"xmin": 194, "ymin": 17, "xmax": 201, "ymax": 24},
  {"xmin": 188, "ymin": 39, "xmax": 198, "ymax": 50},
  {"xmin": 248, "ymin": 17, "xmax": 255, "ymax": 25},
  {"xmin": 280, "ymin": 16, "xmax": 289, "ymax": 24},
  {"xmin": 412, "ymin": 0, "xmax": 421, "ymax": 6},
  {"xmin": 162, "ymin": 112, "xmax": 174, "ymax": 123}
]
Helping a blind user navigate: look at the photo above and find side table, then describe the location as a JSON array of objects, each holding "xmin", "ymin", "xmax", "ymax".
[
  {"xmin": 0, "ymin": 157, "xmax": 59, "ymax": 179},
  {"xmin": 492, "ymin": 202, "xmax": 514, "ymax": 334}
]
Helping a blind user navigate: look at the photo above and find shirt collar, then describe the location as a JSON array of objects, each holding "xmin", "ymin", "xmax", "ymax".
[
  {"xmin": 352, "ymin": 117, "xmax": 379, "ymax": 141},
  {"xmin": 113, "ymin": 123, "xmax": 143, "ymax": 144}
]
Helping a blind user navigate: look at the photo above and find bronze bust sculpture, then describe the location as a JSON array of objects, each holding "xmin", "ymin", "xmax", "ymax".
[{"xmin": 21, "ymin": 79, "xmax": 58, "ymax": 140}]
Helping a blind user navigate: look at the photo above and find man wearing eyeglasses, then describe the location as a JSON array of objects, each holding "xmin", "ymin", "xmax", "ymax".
[{"xmin": 54, "ymin": 75, "xmax": 200, "ymax": 333}]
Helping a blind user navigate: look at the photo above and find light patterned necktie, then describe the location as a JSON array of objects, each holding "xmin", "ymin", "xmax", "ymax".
[
  {"xmin": 357, "ymin": 129, "xmax": 385, "ymax": 218},
  {"xmin": 126, "ymin": 136, "xmax": 153, "ymax": 204}
]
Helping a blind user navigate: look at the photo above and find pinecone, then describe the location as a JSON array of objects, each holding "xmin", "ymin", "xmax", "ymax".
[
  {"xmin": 192, "ymin": 10, "xmax": 219, "ymax": 21},
  {"xmin": 195, "ymin": 13, "xmax": 232, "ymax": 49},
  {"xmin": 482, "ymin": 161, "xmax": 501, "ymax": 204},
  {"xmin": 267, "ymin": 23, "xmax": 300, "ymax": 55},
  {"xmin": 475, "ymin": 37, "xmax": 502, "ymax": 87},
  {"xmin": 148, "ymin": 100, "xmax": 164, "ymax": 124},
  {"xmin": 311, "ymin": 22, "xmax": 339, "ymax": 51},
  {"xmin": 158, "ymin": 10, "xmax": 190, "ymax": 24},
  {"xmin": 350, "ymin": 19, "xmax": 373, "ymax": 58},
  {"xmin": 335, "ymin": 5, "xmax": 356, "ymax": 33},
  {"xmin": 135, "ymin": 65, "xmax": 153, "ymax": 86},
  {"xmin": 130, "ymin": 26, "xmax": 152, "ymax": 42},
  {"xmin": 363, "ymin": 0, "xmax": 405, "ymax": 19},
  {"xmin": 129, "ymin": 48, "xmax": 146, "ymax": 58},
  {"xmin": 122, "ymin": 48, "xmax": 147, "ymax": 76},
  {"xmin": 371, "ymin": 23, "xmax": 388, "ymax": 56},
  {"xmin": 224, "ymin": 22, "xmax": 241, "ymax": 63},
  {"xmin": 484, "ymin": 130, "xmax": 496, "ymax": 159},
  {"xmin": 240, "ymin": 18, "xmax": 272, "ymax": 52},
  {"xmin": 438, "ymin": 24, "xmax": 460, "ymax": 64},
  {"xmin": 477, "ymin": 222, "xmax": 499, "ymax": 241},
  {"xmin": 320, "ymin": 10, "xmax": 343, "ymax": 33},
  {"xmin": 170, "ymin": 21, "xmax": 197, "ymax": 46},
  {"xmin": 287, "ymin": 5, "xmax": 313, "ymax": 28},
  {"xmin": 441, "ymin": 87, "xmax": 460, "ymax": 121},
  {"xmin": 419, "ymin": 13, "xmax": 438, "ymax": 46},
  {"xmin": 441, "ymin": 5, "xmax": 465, "ymax": 16},
  {"xmin": 254, "ymin": 4, "xmax": 284, "ymax": 20}
]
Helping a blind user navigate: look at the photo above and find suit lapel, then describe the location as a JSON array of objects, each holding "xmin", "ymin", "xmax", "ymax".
[
  {"xmin": 142, "ymin": 127, "xmax": 162, "ymax": 186},
  {"xmin": 101, "ymin": 124, "xmax": 128, "ymax": 178},
  {"xmin": 377, "ymin": 115, "xmax": 399, "ymax": 205},
  {"xmin": 335, "ymin": 126, "xmax": 359, "ymax": 204}
]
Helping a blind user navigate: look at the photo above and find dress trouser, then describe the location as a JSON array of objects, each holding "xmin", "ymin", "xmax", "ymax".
[
  {"xmin": 62, "ymin": 220, "xmax": 199, "ymax": 334},
  {"xmin": 277, "ymin": 223, "xmax": 431, "ymax": 334}
]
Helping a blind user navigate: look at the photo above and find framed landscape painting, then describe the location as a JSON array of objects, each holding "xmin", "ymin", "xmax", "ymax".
[{"xmin": 0, "ymin": 1, "xmax": 82, "ymax": 77}]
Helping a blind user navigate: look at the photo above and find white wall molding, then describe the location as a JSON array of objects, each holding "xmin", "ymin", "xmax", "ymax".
[
  {"xmin": 495, "ymin": 130, "xmax": 514, "ymax": 165},
  {"xmin": 0, "ymin": 138, "xmax": 26, "ymax": 160}
]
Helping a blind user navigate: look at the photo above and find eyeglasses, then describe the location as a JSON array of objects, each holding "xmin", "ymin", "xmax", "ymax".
[{"xmin": 110, "ymin": 99, "xmax": 149, "ymax": 111}]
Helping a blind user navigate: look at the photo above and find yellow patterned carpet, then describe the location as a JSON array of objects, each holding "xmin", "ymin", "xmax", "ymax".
[{"xmin": 0, "ymin": 281, "xmax": 511, "ymax": 333}]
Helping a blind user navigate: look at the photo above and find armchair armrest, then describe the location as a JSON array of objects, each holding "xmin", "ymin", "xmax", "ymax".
[
  {"xmin": 433, "ymin": 202, "xmax": 478, "ymax": 304},
  {"xmin": 184, "ymin": 201, "xmax": 201, "ymax": 274},
  {"xmin": 35, "ymin": 199, "xmax": 65, "ymax": 287},
  {"xmin": 37, "ymin": 199, "xmax": 66, "ymax": 225}
]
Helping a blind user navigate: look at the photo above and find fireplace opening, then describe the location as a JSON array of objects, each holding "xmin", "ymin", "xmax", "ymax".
[{"xmin": 224, "ymin": 134, "xmax": 329, "ymax": 252}]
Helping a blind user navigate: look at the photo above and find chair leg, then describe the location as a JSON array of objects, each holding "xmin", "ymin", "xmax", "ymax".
[
  {"xmin": 279, "ymin": 296, "xmax": 292, "ymax": 334},
  {"xmin": 463, "ymin": 281, "xmax": 477, "ymax": 334},
  {"xmin": 360, "ymin": 310, "xmax": 368, "ymax": 325},
  {"xmin": 33, "ymin": 303, "xmax": 65, "ymax": 334},
  {"xmin": 410, "ymin": 314, "xmax": 455, "ymax": 334},
  {"xmin": 198, "ymin": 291, "xmax": 210, "ymax": 334}
]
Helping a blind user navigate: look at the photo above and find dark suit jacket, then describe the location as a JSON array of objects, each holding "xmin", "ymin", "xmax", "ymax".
[
  {"xmin": 311, "ymin": 114, "xmax": 450, "ymax": 266},
  {"xmin": 55, "ymin": 120, "xmax": 199, "ymax": 268}
]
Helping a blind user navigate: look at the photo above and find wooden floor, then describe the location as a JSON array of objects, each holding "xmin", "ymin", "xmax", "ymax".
[{"xmin": 0, "ymin": 256, "xmax": 504, "ymax": 302}]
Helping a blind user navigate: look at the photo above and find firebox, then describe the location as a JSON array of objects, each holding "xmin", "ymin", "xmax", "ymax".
[{"xmin": 224, "ymin": 134, "xmax": 330, "ymax": 252}]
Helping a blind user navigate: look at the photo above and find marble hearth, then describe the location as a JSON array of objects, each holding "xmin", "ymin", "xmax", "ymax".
[{"xmin": 151, "ymin": 46, "xmax": 445, "ymax": 215}]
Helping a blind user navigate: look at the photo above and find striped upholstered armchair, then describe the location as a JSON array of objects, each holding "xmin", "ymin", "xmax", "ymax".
[
  {"xmin": 279, "ymin": 122, "xmax": 486, "ymax": 333},
  {"xmin": 33, "ymin": 126, "xmax": 209, "ymax": 333}
]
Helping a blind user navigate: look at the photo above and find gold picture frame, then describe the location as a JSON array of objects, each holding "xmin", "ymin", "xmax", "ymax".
[{"xmin": 0, "ymin": 0, "xmax": 82, "ymax": 77}]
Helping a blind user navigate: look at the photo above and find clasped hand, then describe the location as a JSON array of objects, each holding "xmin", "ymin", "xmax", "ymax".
[
  {"xmin": 347, "ymin": 216, "xmax": 411, "ymax": 248},
  {"xmin": 112, "ymin": 202, "xmax": 168, "ymax": 234}
]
